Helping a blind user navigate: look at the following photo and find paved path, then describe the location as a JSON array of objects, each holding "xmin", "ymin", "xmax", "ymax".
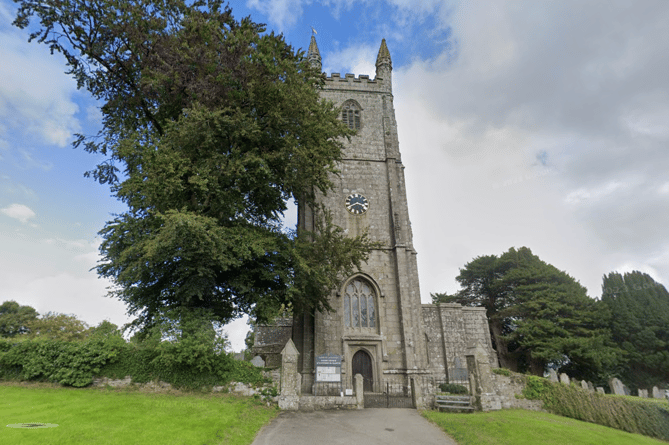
[{"xmin": 251, "ymin": 409, "xmax": 459, "ymax": 445}]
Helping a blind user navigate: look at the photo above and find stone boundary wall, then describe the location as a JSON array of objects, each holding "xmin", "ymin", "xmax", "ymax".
[
  {"xmin": 296, "ymin": 395, "xmax": 358, "ymax": 411},
  {"xmin": 485, "ymin": 372, "xmax": 544, "ymax": 411},
  {"xmin": 91, "ymin": 376, "xmax": 275, "ymax": 398}
]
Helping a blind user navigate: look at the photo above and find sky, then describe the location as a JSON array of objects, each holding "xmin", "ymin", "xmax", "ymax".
[{"xmin": 1, "ymin": 0, "xmax": 668, "ymax": 352}]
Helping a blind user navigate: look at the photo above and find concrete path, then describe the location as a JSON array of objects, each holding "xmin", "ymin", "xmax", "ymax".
[{"xmin": 251, "ymin": 409, "xmax": 459, "ymax": 445}]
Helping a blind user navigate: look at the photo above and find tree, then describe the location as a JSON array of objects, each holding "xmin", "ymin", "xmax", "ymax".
[
  {"xmin": 601, "ymin": 271, "xmax": 669, "ymax": 390},
  {"xmin": 28, "ymin": 312, "xmax": 90, "ymax": 341},
  {"xmin": 435, "ymin": 247, "xmax": 621, "ymax": 378},
  {"xmin": 0, "ymin": 300, "xmax": 39, "ymax": 337},
  {"xmin": 14, "ymin": 0, "xmax": 374, "ymax": 332}
]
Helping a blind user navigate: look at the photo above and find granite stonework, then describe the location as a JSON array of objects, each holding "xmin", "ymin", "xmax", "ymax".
[{"xmin": 257, "ymin": 38, "xmax": 497, "ymax": 405}]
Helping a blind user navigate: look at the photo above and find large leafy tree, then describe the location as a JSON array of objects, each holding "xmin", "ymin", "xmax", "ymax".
[
  {"xmin": 434, "ymin": 247, "xmax": 621, "ymax": 378},
  {"xmin": 13, "ymin": 0, "xmax": 373, "ymax": 332},
  {"xmin": 600, "ymin": 271, "xmax": 669, "ymax": 390},
  {"xmin": 0, "ymin": 300, "xmax": 39, "ymax": 337}
]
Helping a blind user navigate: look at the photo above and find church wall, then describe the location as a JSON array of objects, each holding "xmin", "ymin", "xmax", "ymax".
[{"xmin": 422, "ymin": 303, "xmax": 497, "ymax": 381}]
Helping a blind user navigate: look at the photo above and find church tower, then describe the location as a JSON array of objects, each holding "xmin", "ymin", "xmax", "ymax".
[{"xmin": 293, "ymin": 37, "xmax": 429, "ymax": 393}]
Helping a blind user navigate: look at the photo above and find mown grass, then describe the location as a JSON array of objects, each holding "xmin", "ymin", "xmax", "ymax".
[
  {"xmin": 422, "ymin": 409, "xmax": 669, "ymax": 445},
  {"xmin": 1, "ymin": 382, "xmax": 278, "ymax": 445}
]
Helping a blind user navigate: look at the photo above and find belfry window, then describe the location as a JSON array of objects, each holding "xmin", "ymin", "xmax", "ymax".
[
  {"xmin": 344, "ymin": 278, "xmax": 375, "ymax": 328},
  {"xmin": 341, "ymin": 100, "xmax": 362, "ymax": 130}
]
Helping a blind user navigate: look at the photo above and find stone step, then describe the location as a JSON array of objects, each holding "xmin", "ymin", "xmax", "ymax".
[{"xmin": 435, "ymin": 395, "xmax": 475, "ymax": 412}]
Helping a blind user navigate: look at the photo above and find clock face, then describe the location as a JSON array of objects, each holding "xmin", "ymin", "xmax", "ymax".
[{"xmin": 345, "ymin": 193, "xmax": 369, "ymax": 215}]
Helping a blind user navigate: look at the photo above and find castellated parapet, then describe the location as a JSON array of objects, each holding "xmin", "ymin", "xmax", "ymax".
[{"xmin": 322, "ymin": 73, "xmax": 390, "ymax": 93}]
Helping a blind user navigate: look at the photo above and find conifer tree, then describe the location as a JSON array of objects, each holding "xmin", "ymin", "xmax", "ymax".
[
  {"xmin": 13, "ymin": 0, "xmax": 374, "ymax": 332},
  {"xmin": 601, "ymin": 271, "xmax": 669, "ymax": 390}
]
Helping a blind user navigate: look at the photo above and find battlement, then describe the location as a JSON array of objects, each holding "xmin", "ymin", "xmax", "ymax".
[
  {"xmin": 326, "ymin": 73, "xmax": 376, "ymax": 83},
  {"xmin": 322, "ymin": 72, "xmax": 390, "ymax": 93}
]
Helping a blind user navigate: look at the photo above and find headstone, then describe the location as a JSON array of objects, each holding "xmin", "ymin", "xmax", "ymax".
[
  {"xmin": 580, "ymin": 380, "xmax": 589, "ymax": 391},
  {"xmin": 548, "ymin": 369, "xmax": 558, "ymax": 383},
  {"xmin": 559, "ymin": 373, "xmax": 570, "ymax": 385},
  {"xmin": 587, "ymin": 381, "xmax": 595, "ymax": 392},
  {"xmin": 652, "ymin": 386, "xmax": 662, "ymax": 399},
  {"xmin": 623, "ymin": 384, "xmax": 630, "ymax": 396},
  {"xmin": 638, "ymin": 389, "xmax": 648, "ymax": 398},
  {"xmin": 250, "ymin": 355, "xmax": 265, "ymax": 368},
  {"xmin": 596, "ymin": 387, "xmax": 605, "ymax": 395},
  {"xmin": 608, "ymin": 377, "xmax": 626, "ymax": 396}
]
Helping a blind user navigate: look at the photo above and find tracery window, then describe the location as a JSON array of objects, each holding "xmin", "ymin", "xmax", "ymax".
[
  {"xmin": 341, "ymin": 100, "xmax": 362, "ymax": 130},
  {"xmin": 344, "ymin": 278, "xmax": 375, "ymax": 328}
]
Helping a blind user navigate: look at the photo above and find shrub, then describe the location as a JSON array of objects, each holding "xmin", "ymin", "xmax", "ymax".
[{"xmin": 439, "ymin": 383, "xmax": 469, "ymax": 394}]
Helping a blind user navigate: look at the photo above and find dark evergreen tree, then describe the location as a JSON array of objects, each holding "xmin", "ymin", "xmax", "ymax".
[
  {"xmin": 601, "ymin": 271, "xmax": 669, "ymax": 390},
  {"xmin": 436, "ymin": 247, "xmax": 621, "ymax": 378},
  {"xmin": 13, "ymin": 0, "xmax": 375, "ymax": 333}
]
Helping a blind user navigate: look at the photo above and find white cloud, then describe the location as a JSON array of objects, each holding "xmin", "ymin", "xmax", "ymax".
[
  {"xmin": 564, "ymin": 181, "xmax": 629, "ymax": 205},
  {"xmin": 1, "ymin": 203, "xmax": 36, "ymax": 223},
  {"xmin": 323, "ymin": 44, "xmax": 377, "ymax": 77},
  {"xmin": 0, "ymin": 24, "xmax": 81, "ymax": 148},
  {"xmin": 246, "ymin": 0, "xmax": 308, "ymax": 30}
]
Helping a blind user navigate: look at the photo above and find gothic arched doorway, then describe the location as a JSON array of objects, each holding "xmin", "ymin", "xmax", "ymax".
[{"xmin": 352, "ymin": 350, "xmax": 373, "ymax": 392}]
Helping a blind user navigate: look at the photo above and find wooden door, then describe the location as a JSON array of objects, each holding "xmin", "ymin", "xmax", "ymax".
[{"xmin": 352, "ymin": 350, "xmax": 373, "ymax": 392}]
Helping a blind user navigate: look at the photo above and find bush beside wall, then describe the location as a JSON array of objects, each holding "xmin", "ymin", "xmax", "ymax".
[
  {"xmin": 0, "ymin": 335, "xmax": 267, "ymax": 390},
  {"xmin": 524, "ymin": 376, "xmax": 669, "ymax": 442}
]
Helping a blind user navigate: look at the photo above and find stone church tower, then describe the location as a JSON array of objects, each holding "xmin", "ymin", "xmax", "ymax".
[{"xmin": 292, "ymin": 37, "xmax": 429, "ymax": 393}]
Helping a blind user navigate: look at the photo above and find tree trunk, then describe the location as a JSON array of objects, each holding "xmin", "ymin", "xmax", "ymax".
[{"xmin": 490, "ymin": 320, "xmax": 517, "ymax": 371}]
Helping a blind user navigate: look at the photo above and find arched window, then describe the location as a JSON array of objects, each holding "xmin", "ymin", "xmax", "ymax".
[
  {"xmin": 344, "ymin": 278, "xmax": 375, "ymax": 328},
  {"xmin": 341, "ymin": 100, "xmax": 362, "ymax": 130}
]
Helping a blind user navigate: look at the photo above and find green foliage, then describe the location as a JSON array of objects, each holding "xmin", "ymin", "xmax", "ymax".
[
  {"xmin": 600, "ymin": 271, "xmax": 669, "ymax": 391},
  {"xmin": 26, "ymin": 312, "xmax": 90, "ymax": 341},
  {"xmin": 438, "ymin": 383, "xmax": 469, "ymax": 394},
  {"xmin": 513, "ymin": 378, "xmax": 669, "ymax": 442},
  {"xmin": 13, "ymin": 0, "xmax": 374, "ymax": 330},
  {"xmin": 0, "ymin": 329, "xmax": 126, "ymax": 387},
  {"xmin": 520, "ymin": 375, "xmax": 552, "ymax": 400},
  {"xmin": 492, "ymin": 367, "xmax": 512, "ymax": 376},
  {"xmin": 0, "ymin": 300, "xmax": 38, "ymax": 337},
  {"xmin": 422, "ymin": 409, "xmax": 668, "ymax": 445},
  {"xmin": 0, "ymin": 314, "xmax": 266, "ymax": 389},
  {"xmin": 443, "ymin": 247, "xmax": 622, "ymax": 378}
]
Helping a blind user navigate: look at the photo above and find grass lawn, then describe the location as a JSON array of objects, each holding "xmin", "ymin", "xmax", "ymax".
[
  {"xmin": 1, "ymin": 382, "xmax": 278, "ymax": 445},
  {"xmin": 422, "ymin": 409, "xmax": 669, "ymax": 445}
]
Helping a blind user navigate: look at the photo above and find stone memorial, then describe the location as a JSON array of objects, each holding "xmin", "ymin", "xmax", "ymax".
[
  {"xmin": 548, "ymin": 369, "xmax": 558, "ymax": 383},
  {"xmin": 596, "ymin": 387, "xmax": 605, "ymax": 395},
  {"xmin": 652, "ymin": 386, "xmax": 662, "ymax": 399},
  {"xmin": 250, "ymin": 356, "xmax": 265, "ymax": 368},
  {"xmin": 609, "ymin": 377, "xmax": 626, "ymax": 396},
  {"xmin": 559, "ymin": 373, "xmax": 570, "ymax": 385}
]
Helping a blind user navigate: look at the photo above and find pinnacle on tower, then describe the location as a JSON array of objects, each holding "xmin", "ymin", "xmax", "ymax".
[
  {"xmin": 307, "ymin": 35, "xmax": 322, "ymax": 71},
  {"xmin": 375, "ymin": 38, "xmax": 392, "ymax": 70}
]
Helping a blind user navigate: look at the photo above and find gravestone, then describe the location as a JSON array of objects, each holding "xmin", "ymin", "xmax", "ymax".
[
  {"xmin": 587, "ymin": 382, "xmax": 594, "ymax": 392},
  {"xmin": 609, "ymin": 377, "xmax": 626, "ymax": 396},
  {"xmin": 596, "ymin": 387, "xmax": 605, "ymax": 395},
  {"xmin": 638, "ymin": 389, "xmax": 648, "ymax": 398},
  {"xmin": 559, "ymin": 373, "xmax": 570, "ymax": 385},
  {"xmin": 250, "ymin": 356, "xmax": 265, "ymax": 368},
  {"xmin": 652, "ymin": 386, "xmax": 662, "ymax": 399},
  {"xmin": 548, "ymin": 369, "xmax": 558, "ymax": 383},
  {"xmin": 580, "ymin": 380, "xmax": 589, "ymax": 391}
]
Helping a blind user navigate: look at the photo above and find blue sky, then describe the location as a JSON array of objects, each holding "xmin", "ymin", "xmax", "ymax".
[{"xmin": 2, "ymin": 0, "xmax": 669, "ymax": 351}]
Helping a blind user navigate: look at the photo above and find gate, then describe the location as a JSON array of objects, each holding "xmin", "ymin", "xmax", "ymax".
[{"xmin": 364, "ymin": 381, "xmax": 414, "ymax": 408}]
